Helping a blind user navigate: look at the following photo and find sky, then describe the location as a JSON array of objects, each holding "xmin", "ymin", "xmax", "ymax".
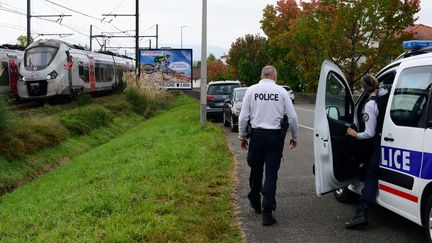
[{"xmin": 0, "ymin": 0, "xmax": 431, "ymax": 59}]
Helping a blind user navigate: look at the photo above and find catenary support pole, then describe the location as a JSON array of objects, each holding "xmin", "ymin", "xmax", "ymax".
[{"xmin": 200, "ymin": 0, "xmax": 207, "ymax": 128}]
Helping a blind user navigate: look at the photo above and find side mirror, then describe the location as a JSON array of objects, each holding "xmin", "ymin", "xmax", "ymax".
[
  {"xmin": 224, "ymin": 98, "xmax": 231, "ymax": 103},
  {"xmin": 326, "ymin": 106, "xmax": 340, "ymax": 120}
]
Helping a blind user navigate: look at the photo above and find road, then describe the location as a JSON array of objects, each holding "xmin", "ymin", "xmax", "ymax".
[{"xmin": 220, "ymin": 101, "xmax": 428, "ymax": 242}]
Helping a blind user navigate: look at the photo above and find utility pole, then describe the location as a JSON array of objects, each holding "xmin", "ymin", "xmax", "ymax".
[
  {"xmin": 27, "ymin": 0, "xmax": 31, "ymax": 46},
  {"xmin": 200, "ymin": 0, "xmax": 207, "ymax": 128},
  {"xmin": 27, "ymin": 0, "xmax": 71, "ymax": 47},
  {"xmin": 135, "ymin": 0, "xmax": 139, "ymax": 76},
  {"xmin": 156, "ymin": 24, "xmax": 159, "ymax": 49},
  {"xmin": 90, "ymin": 25, "xmax": 93, "ymax": 51}
]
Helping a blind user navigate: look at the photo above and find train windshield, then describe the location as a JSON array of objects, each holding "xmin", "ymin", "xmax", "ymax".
[{"xmin": 24, "ymin": 46, "xmax": 58, "ymax": 70}]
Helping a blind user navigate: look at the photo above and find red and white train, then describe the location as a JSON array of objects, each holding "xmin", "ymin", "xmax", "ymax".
[
  {"xmin": 0, "ymin": 45, "xmax": 24, "ymax": 97},
  {"xmin": 18, "ymin": 39, "xmax": 134, "ymax": 99}
]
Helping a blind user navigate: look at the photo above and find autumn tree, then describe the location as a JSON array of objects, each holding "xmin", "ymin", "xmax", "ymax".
[
  {"xmin": 207, "ymin": 59, "xmax": 237, "ymax": 81},
  {"xmin": 227, "ymin": 34, "xmax": 270, "ymax": 86},
  {"xmin": 17, "ymin": 35, "xmax": 33, "ymax": 47},
  {"xmin": 261, "ymin": 0, "xmax": 420, "ymax": 91}
]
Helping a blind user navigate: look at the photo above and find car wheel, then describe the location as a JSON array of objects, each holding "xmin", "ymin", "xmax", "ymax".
[
  {"xmin": 333, "ymin": 187, "xmax": 358, "ymax": 203},
  {"xmin": 230, "ymin": 115, "xmax": 237, "ymax": 132},
  {"xmin": 223, "ymin": 112, "xmax": 230, "ymax": 127},
  {"xmin": 424, "ymin": 195, "xmax": 432, "ymax": 241}
]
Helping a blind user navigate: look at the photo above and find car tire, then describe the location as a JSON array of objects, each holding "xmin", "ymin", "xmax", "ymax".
[
  {"xmin": 230, "ymin": 115, "xmax": 237, "ymax": 132},
  {"xmin": 333, "ymin": 187, "xmax": 358, "ymax": 203},
  {"xmin": 423, "ymin": 195, "xmax": 432, "ymax": 241},
  {"xmin": 223, "ymin": 112, "xmax": 230, "ymax": 127}
]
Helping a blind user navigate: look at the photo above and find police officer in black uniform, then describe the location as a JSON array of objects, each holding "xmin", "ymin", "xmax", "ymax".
[
  {"xmin": 345, "ymin": 74, "xmax": 389, "ymax": 228},
  {"xmin": 238, "ymin": 65, "xmax": 299, "ymax": 226}
]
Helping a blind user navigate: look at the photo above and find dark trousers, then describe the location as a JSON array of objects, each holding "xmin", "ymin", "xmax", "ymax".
[
  {"xmin": 359, "ymin": 136, "xmax": 381, "ymax": 206},
  {"xmin": 247, "ymin": 130, "xmax": 284, "ymax": 212}
]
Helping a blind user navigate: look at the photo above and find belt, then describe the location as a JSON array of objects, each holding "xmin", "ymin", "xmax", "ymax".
[{"xmin": 252, "ymin": 128, "xmax": 281, "ymax": 134}]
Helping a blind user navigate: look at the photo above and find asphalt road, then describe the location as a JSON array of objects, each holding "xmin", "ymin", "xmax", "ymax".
[{"xmin": 220, "ymin": 101, "xmax": 428, "ymax": 242}]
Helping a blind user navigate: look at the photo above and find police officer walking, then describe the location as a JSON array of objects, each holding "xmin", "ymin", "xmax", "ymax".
[
  {"xmin": 238, "ymin": 65, "xmax": 299, "ymax": 226},
  {"xmin": 345, "ymin": 74, "xmax": 389, "ymax": 228}
]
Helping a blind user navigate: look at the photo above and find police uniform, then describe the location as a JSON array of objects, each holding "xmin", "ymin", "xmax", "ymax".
[
  {"xmin": 355, "ymin": 88, "xmax": 388, "ymax": 205},
  {"xmin": 238, "ymin": 79, "xmax": 299, "ymax": 218},
  {"xmin": 345, "ymin": 87, "xmax": 389, "ymax": 228}
]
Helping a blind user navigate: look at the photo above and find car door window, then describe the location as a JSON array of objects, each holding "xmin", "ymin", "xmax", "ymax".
[
  {"xmin": 325, "ymin": 72, "xmax": 347, "ymax": 121},
  {"xmin": 390, "ymin": 66, "xmax": 432, "ymax": 128}
]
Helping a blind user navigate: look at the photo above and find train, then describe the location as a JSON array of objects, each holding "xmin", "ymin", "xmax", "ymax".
[
  {"xmin": 17, "ymin": 39, "xmax": 134, "ymax": 99},
  {"xmin": 0, "ymin": 45, "xmax": 24, "ymax": 97}
]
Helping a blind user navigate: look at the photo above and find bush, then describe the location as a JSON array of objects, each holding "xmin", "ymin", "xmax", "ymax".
[
  {"xmin": 0, "ymin": 116, "xmax": 69, "ymax": 159},
  {"xmin": 59, "ymin": 105, "xmax": 113, "ymax": 135},
  {"xmin": 123, "ymin": 72, "xmax": 173, "ymax": 117},
  {"xmin": 0, "ymin": 99, "xmax": 9, "ymax": 131}
]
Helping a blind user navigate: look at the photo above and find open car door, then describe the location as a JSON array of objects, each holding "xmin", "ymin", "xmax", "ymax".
[{"xmin": 314, "ymin": 60, "xmax": 357, "ymax": 195}]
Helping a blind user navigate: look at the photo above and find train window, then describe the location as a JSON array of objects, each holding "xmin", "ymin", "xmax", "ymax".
[
  {"xmin": 0, "ymin": 61, "xmax": 9, "ymax": 86},
  {"xmin": 24, "ymin": 46, "xmax": 58, "ymax": 71}
]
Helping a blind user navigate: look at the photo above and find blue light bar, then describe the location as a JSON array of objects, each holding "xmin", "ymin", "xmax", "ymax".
[{"xmin": 403, "ymin": 40, "xmax": 432, "ymax": 49}]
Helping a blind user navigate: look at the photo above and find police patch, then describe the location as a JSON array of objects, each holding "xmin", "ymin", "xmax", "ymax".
[{"xmin": 363, "ymin": 113, "xmax": 369, "ymax": 122}]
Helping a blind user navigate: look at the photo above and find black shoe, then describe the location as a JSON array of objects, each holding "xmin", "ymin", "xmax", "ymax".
[
  {"xmin": 345, "ymin": 204, "xmax": 368, "ymax": 229},
  {"xmin": 249, "ymin": 198, "xmax": 262, "ymax": 214},
  {"xmin": 262, "ymin": 211, "xmax": 277, "ymax": 226}
]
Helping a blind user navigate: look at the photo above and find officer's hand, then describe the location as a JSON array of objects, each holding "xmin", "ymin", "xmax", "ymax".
[
  {"xmin": 240, "ymin": 139, "xmax": 249, "ymax": 150},
  {"xmin": 289, "ymin": 138, "xmax": 297, "ymax": 149},
  {"xmin": 347, "ymin": 128, "xmax": 357, "ymax": 138}
]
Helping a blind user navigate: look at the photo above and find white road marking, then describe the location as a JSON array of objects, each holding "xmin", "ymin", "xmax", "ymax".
[{"xmin": 299, "ymin": 124, "xmax": 314, "ymax": 130}]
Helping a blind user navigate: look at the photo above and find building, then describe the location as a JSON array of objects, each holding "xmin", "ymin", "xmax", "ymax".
[{"xmin": 404, "ymin": 24, "xmax": 432, "ymax": 40}]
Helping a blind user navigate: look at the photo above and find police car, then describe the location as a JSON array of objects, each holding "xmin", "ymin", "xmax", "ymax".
[{"xmin": 314, "ymin": 40, "xmax": 432, "ymax": 240}]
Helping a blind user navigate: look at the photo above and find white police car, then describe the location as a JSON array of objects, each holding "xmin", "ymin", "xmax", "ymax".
[{"xmin": 314, "ymin": 40, "xmax": 432, "ymax": 240}]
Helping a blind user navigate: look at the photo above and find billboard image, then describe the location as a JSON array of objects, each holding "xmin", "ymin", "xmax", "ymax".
[{"xmin": 140, "ymin": 49, "xmax": 192, "ymax": 89}]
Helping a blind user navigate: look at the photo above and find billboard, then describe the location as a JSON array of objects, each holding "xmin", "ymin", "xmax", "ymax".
[{"xmin": 140, "ymin": 49, "xmax": 192, "ymax": 89}]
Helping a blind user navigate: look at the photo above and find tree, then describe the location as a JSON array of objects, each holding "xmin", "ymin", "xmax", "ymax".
[
  {"xmin": 17, "ymin": 35, "xmax": 33, "ymax": 47},
  {"xmin": 207, "ymin": 59, "xmax": 237, "ymax": 82},
  {"xmin": 207, "ymin": 53, "xmax": 217, "ymax": 62},
  {"xmin": 261, "ymin": 0, "xmax": 420, "ymax": 91},
  {"xmin": 228, "ymin": 34, "xmax": 270, "ymax": 86}
]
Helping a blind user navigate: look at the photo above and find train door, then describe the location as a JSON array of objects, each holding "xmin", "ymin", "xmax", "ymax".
[
  {"xmin": 8, "ymin": 57, "xmax": 19, "ymax": 96},
  {"xmin": 88, "ymin": 57, "xmax": 96, "ymax": 93}
]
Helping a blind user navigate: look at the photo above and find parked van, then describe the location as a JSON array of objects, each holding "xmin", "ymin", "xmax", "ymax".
[{"xmin": 314, "ymin": 40, "xmax": 432, "ymax": 240}]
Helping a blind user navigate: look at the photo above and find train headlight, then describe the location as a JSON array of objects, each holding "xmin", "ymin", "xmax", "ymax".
[
  {"xmin": 46, "ymin": 71, "xmax": 58, "ymax": 80},
  {"xmin": 19, "ymin": 74, "xmax": 26, "ymax": 83}
]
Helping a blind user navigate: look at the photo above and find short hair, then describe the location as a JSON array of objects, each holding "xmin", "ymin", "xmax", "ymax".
[{"xmin": 261, "ymin": 65, "xmax": 277, "ymax": 79}]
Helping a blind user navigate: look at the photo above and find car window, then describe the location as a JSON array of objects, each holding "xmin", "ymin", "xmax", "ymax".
[
  {"xmin": 207, "ymin": 84, "xmax": 240, "ymax": 95},
  {"xmin": 325, "ymin": 72, "xmax": 347, "ymax": 120},
  {"xmin": 234, "ymin": 90, "xmax": 246, "ymax": 101},
  {"xmin": 390, "ymin": 66, "xmax": 432, "ymax": 128}
]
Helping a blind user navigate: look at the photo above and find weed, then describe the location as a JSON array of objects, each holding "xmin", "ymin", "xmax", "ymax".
[
  {"xmin": 123, "ymin": 72, "xmax": 173, "ymax": 117},
  {"xmin": 0, "ymin": 99, "xmax": 9, "ymax": 131},
  {"xmin": 59, "ymin": 105, "xmax": 113, "ymax": 135},
  {"xmin": 0, "ymin": 116, "xmax": 69, "ymax": 159}
]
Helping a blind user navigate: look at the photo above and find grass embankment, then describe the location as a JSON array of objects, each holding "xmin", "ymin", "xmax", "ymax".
[
  {"xmin": 0, "ymin": 73, "xmax": 174, "ymax": 194},
  {"xmin": 0, "ymin": 95, "xmax": 145, "ymax": 194},
  {"xmin": 0, "ymin": 95, "xmax": 241, "ymax": 242}
]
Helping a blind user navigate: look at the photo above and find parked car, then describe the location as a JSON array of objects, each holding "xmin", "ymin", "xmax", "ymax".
[
  {"xmin": 206, "ymin": 80, "xmax": 240, "ymax": 119},
  {"xmin": 223, "ymin": 87, "xmax": 247, "ymax": 132},
  {"xmin": 314, "ymin": 40, "xmax": 432, "ymax": 240},
  {"xmin": 280, "ymin": 85, "xmax": 295, "ymax": 103}
]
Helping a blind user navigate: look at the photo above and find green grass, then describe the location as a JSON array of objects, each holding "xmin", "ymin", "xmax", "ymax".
[{"xmin": 0, "ymin": 95, "xmax": 241, "ymax": 242}]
